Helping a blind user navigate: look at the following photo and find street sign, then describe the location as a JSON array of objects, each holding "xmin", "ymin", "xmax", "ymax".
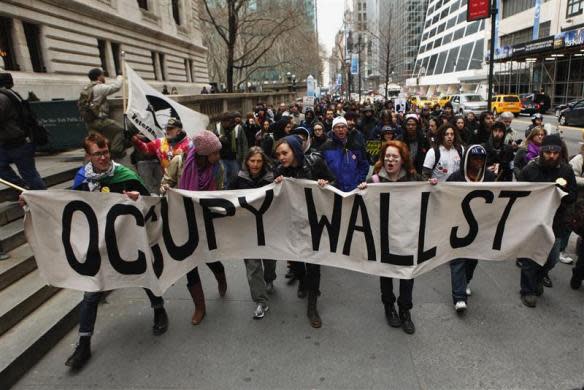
[
  {"xmin": 350, "ymin": 53, "xmax": 359, "ymax": 75},
  {"xmin": 467, "ymin": 0, "xmax": 491, "ymax": 22}
]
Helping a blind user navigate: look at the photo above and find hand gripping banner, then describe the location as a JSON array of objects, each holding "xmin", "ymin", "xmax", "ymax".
[{"xmin": 23, "ymin": 180, "xmax": 563, "ymax": 296}]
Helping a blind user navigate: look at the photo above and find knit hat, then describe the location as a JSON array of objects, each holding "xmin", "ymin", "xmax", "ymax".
[
  {"xmin": 193, "ymin": 130, "xmax": 221, "ymax": 156},
  {"xmin": 332, "ymin": 116, "xmax": 348, "ymax": 128},
  {"xmin": 541, "ymin": 134, "xmax": 562, "ymax": 152}
]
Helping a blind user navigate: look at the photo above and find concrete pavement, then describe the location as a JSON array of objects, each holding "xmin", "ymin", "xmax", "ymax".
[{"xmin": 12, "ymin": 237, "xmax": 584, "ymax": 389}]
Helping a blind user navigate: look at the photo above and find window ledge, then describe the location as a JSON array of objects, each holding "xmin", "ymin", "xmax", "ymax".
[{"xmin": 140, "ymin": 8, "xmax": 160, "ymax": 24}]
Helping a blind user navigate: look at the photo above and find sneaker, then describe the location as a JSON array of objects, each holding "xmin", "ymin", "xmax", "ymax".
[
  {"xmin": 465, "ymin": 286, "xmax": 472, "ymax": 296},
  {"xmin": 384, "ymin": 304, "xmax": 401, "ymax": 328},
  {"xmin": 0, "ymin": 252, "xmax": 9, "ymax": 261},
  {"xmin": 559, "ymin": 253, "xmax": 574, "ymax": 264},
  {"xmin": 542, "ymin": 275, "xmax": 553, "ymax": 288},
  {"xmin": 454, "ymin": 301, "xmax": 467, "ymax": 313},
  {"xmin": 253, "ymin": 304, "xmax": 269, "ymax": 319},
  {"xmin": 265, "ymin": 281, "xmax": 274, "ymax": 295},
  {"xmin": 399, "ymin": 309, "xmax": 415, "ymax": 334},
  {"xmin": 521, "ymin": 294, "xmax": 537, "ymax": 308},
  {"xmin": 152, "ymin": 307, "xmax": 168, "ymax": 336}
]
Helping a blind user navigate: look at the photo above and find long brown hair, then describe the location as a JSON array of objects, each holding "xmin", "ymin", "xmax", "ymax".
[{"xmin": 373, "ymin": 141, "xmax": 415, "ymax": 176}]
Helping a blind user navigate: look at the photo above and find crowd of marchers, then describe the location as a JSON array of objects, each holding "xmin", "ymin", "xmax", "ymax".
[{"xmin": 1, "ymin": 68, "xmax": 583, "ymax": 372}]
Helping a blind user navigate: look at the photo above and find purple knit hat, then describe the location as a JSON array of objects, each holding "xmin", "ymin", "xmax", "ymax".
[{"xmin": 193, "ymin": 130, "xmax": 221, "ymax": 156}]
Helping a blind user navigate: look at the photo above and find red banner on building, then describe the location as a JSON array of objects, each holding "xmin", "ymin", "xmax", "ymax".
[{"xmin": 467, "ymin": 0, "xmax": 491, "ymax": 22}]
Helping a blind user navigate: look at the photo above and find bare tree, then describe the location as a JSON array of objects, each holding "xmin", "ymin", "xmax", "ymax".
[{"xmin": 199, "ymin": 0, "xmax": 308, "ymax": 92}]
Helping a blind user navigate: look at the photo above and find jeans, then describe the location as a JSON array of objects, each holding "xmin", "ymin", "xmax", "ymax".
[
  {"xmin": 520, "ymin": 237, "xmax": 561, "ymax": 296},
  {"xmin": 186, "ymin": 262, "xmax": 225, "ymax": 288},
  {"xmin": 449, "ymin": 259, "xmax": 478, "ymax": 304},
  {"xmin": 221, "ymin": 159, "xmax": 240, "ymax": 189},
  {"xmin": 244, "ymin": 259, "xmax": 277, "ymax": 306},
  {"xmin": 290, "ymin": 261, "xmax": 321, "ymax": 293},
  {"xmin": 78, "ymin": 288, "xmax": 163, "ymax": 336},
  {"xmin": 573, "ymin": 238, "xmax": 584, "ymax": 281},
  {"xmin": 380, "ymin": 277, "xmax": 414, "ymax": 310},
  {"xmin": 557, "ymin": 226, "xmax": 571, "ymax": 253},
  {"xmin": 0, "ymin": 142, "xmax": 46, "ymax": 190}
]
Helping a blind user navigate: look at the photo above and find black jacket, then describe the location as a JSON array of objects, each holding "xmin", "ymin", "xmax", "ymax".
[
  {"xmin": 519, "ymin": 156, "xmax": 577, "ymax": 234},
  {"xmin": 483, "ymin": 137, "xmax": 514, "ymax": 182},
  {"xmin": 230, "ymin": 169, "xmax": 274, "ymax": 190},
  {"xmin": 0, "ymin": 88, "xmax": 27, "ymax": 146}
]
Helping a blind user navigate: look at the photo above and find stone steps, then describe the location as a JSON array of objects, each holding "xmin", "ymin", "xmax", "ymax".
[{"xmin": 0, "ymin": 149, "xmax": 85, "ymax": 389}]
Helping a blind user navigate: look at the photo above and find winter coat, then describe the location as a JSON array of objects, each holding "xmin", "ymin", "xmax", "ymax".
[
  {"xmin": 215, "ymin": 122, "xmax": 248, "ymax": 164},
  {"xmin": 230, "ymin": 169, "xmax": 274, "ymax": 190},
  {"xmin": 275, "ymin": 135, "xmax": 336, "ymax": 183},
  {"xmin": 0, "ymin": 87, "xmax": 28, "ymax": 146},
  {"xmin": 73, "ymin": 163, "xmax": 149, "ymax": 195},
  {"xmin": 319, "ymin": 131, "xmax": 369, "ymax": 192},
  {"xmin": 132, "ymin": 131, "xmax": 191, "ymax": 169},
  {"xmin": 447, "ymin": 144, "xmax": 496, "ymax": 183},
  {"xmin": 483, "ymin": 137, "xmax": 514, "ymax": 182}
]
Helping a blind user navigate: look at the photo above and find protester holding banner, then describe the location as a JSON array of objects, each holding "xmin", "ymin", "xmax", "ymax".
[
  {"xmin": 358, "ymin": 141, "xmax": 425, "ymax": 334},
  {"xmin": 320, "ymin": 117, "xmax": 369, "ymax": 193},
  {"xmin": 62, "ymin": 133, "xmax": 168, "ymax": 370},
  {"xmin": 177, "ymin": 130, "xmax": 228, "ymax": 324},
  {"xmin": 518, "ymin": 134, "xmax": 577, "ymax": 308},
  {"xmin": 422, "ymin": 124, "xmax": 464, "ymax": 181},
  {"xmin": 274, "ymin": 135, "xmax": 335, "ymax": 328},
  {"xmin": 131, "ymin": 118, "xmax": 191, "ymax": 170},
  {"xmin": 446, "ymin": 145, "xmax": 496, "ymax": 313},
  {"xmin": 230, "ymin": 146, "xmax": 277, "ymax": 319}
]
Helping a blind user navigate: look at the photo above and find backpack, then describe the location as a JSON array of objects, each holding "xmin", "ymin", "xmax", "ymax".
[
  {"xmin": 431, "ymin": 145, "xmax": 463, "ymax": 172},
  {"xmin": 0, "ymin": 88, "xmax": 49, "ymax": 146},
  {"xmin": 78, "ymin": 82, "xmax": 102, "ymax": 122}
]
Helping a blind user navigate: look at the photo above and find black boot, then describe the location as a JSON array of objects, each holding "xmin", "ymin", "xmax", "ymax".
[
  {"xmin": 399, "ymin": 309, "xmax": 415, "ymax": 335},
  {"xmin": 153, "ymin": 307, "xmax": 168, "ymax": 335},
  {"xmin": 65, "ymin": 336, "xmax": 91, "ymax": 370},
  {"xmin": 384, "ymin": 304, "xmax": 401, "ymax": 328},
  {"xmin": 307, "ymin": 291, "xmax": 322, "ymax": 328},
  {"xmin": 297, "ymin": 279, "xmax": 307, "ymax": 298}
]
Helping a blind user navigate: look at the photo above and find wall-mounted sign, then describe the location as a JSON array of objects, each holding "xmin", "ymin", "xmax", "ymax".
[{"xmin": 467, "ymin": 0, "xmax": 491, "ymax": 22}]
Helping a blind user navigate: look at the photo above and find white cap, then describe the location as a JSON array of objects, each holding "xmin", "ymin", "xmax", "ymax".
[{"xmin": 332, "ymin": 116, "xmax": 348, "ymax": 128}]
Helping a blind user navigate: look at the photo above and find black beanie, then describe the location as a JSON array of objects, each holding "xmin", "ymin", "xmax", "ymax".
[{"xmin": 541, "ymin": 134, "xmax": 562, "ymax": 152}]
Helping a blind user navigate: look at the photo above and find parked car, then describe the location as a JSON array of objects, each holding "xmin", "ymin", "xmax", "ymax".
[
  {"xmin": 558, "ymin": 99, "xmax": 584, "ymax": 126},
  {"xmin": 491, "ymin": 95, "xmax": 521, "ymax": 116},
  {"xmin": 409, "ymin": 96, "xmax": 434, "ymax": 109},
  {"xmin": 450, "ymin": 94, "xmax": 488, "ymax": 115},
  {"xmin": 520, "ymin": 92, "xmax": 551, "ymax": 114},
  {"xmin": 554, "ymin": 99, "xmax": 581, "ymax": 117},
  {"xmin": 438, "ymin": 95, "xmax": 452, "ymax": 107}
]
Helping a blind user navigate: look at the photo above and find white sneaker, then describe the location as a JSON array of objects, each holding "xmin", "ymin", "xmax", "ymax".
[
  {"xmin": 559, "ymin": 253, "xmax": 574, "ymax": 264},
  {"xmin": 454, "ymin": 301, "xmax": 467, "ymax": 313},
  {"xmin": 466, "ymin": 286, "xmax": 472, "ymax": 296},
  {"xmin": 253, "ymin": 304, "xmax": 269, "ymax": 319}
]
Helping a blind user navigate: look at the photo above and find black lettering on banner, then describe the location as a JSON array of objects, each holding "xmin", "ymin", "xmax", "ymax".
[
  {"xmin": 417, "ymin": 192, "xmax": 437, "ymax": 264},
  {"xmin": 62, "ymin": 201, "xmax": 101, "ymax": 276},
  {"xmin": 380, "ymin": 193, "xmax": 414, "ymax": 266},
  {"xmin": 305, "ymin": 188, "xmax": 342, "ymax": 252},
  {"xmin": 343, "ymin": 194, "xmax": 376, "ymax": 260},
  {"xmin": 493, "ymin": 191, "xmax": 531, "ymax": 250},
  {"xmin": 238, "ymin": 189, "xmax": 274, "ymax": 246},
  {"xmin": 450, "ymin": 190, "xmax": 494, "ymax": 248},
  {"xmin": 105, "ymin": 204, "xmax": 147, "ymax": 275},
  {"xmin": 144, "ymin": 205, "xmax": 158, "ymax": 222},
  {"xmin": 200, "ymin": 198, "xmax": 236, "ymax": 250},
  {"xmin": 161, "ymin": 197, "xmax": 199, "ymax": 260},
  {"xmin": 151, "ymin": 244, "xmax": 164, "ymax": 278}
]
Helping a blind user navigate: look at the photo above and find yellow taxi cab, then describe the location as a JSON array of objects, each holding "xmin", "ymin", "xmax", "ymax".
[
  {"xmin": 491, "ymin": 95, "xmax": 521, "ymax": 116},
  {"xmin": 438, "ymin": 95, "xmax": 451, "ymax": 107},
  {"xmin": 409, "ymin": 96, "xmax": 434, "ymax": 108}
]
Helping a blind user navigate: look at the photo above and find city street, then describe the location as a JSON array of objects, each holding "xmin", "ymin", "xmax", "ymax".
[
  {"xmin": 509, "ymin": 114, "xmax": 582, "ymax": 156},
  {"xmin": 13, "ymin": 240, "xmax": 584, "ymax": 389}
]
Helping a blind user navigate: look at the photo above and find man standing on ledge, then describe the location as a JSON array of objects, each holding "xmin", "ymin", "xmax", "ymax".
[{"xmin": 79, "ymin": 68, "xmax": 126, "ymax": 158}]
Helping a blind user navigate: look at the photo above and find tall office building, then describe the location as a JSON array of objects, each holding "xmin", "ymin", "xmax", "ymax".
[
  {"xmin": 351, "ymin": 0, "xmax": 381, "ymax": 91},
  {"xmin": 405, "ymin": 0, "xmax": 487, "ymax": 96}
]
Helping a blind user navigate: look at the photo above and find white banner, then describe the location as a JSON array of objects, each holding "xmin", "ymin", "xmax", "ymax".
[
  {"xmin": 23, "ymin": 180, "xmax": 563, "ymax": 296},
  {"xmin": 125, "ymin": 64, "xmax": 209, "ymax": 141}
]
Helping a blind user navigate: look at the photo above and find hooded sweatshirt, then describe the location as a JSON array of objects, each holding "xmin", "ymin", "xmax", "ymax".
[
  {"xmin": 275, "ymin": 135, "xmax": 336, "ymax": 182},
  {"xmin": 447, "ymin": 144, "xmax": 496, "ymax": 183}
]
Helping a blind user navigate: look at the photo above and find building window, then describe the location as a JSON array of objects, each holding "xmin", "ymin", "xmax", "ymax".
[
  {"xmin": 457, "ymin": 42, "xmax": 474, "ymax": 71},
  {"xmin": 184, "ymin": 58, "xmax": 192, "ymax": 82},
  {"xmin": 22, "ymin": 22, "xmax": 45, "ymax": 73},
  {"xmin": 567, "ymin": 0, "xmax": 584, "ymax": 17},
  {"xmin": 137, "ymin": 0, "xmax": 148, "ymax": 10},
  {"xmin": 453, "ymin": 27, "xmax": 465, "ymax": 41},
  {"xmin": 443, "ymin": 32, "xmax": 453, "ymax": 44},
  {"xmin": 503, "ymin": 0, "xmax": 551, "ymax": 19},
  {"xmin": 447, "ymin": 16, "xmax": 456, "ymax": 29},
  {"xmin": 0, "ymin": 17, "xmax": 18, "ymax": 71},
  {"xmin": 443, "ymin": 47, "xmax": 460, "ymax": 73},
  {"xmin": 159, "ymin": 52, "xmax": 166, "ymax": 81},
  {"xmin": 111, "ymin": 42, "xmax": 121, "ymax": 76},
  {"xmin": 172, "ymin": 0, "xmax": 181, "ymax": 25},
  {"xmin": 97, "ymin": 40, "xmax": 109, "ymax": 76},
  {"xmin": 427, "ymin": 53, "xmax": 438, "ymax": 75},
  {"xmin": 469, "ymin": 40, "xmax": 484, "ymax": 69},
  {"xmin": 434, "ymin": 51, "xmax": 448, "ymax": 75}
]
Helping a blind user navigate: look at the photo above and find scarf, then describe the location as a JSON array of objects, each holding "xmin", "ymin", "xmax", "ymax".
[
  {"xmin": 84, "ymin": 161, "xmax": 118, "ymax": 192},
  {"xmin": 178, "ymin": 147, "xmax": 217, "ymax": 191}
]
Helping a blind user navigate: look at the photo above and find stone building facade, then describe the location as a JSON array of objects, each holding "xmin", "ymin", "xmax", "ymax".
[{"xmin": 0, "ymin": 0, "xmax": 209, "ymax": 100}]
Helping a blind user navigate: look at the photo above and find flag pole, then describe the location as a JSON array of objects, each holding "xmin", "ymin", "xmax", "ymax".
[
  {"xmin": 121, "ymin": 51, "xmax": 128, "ymax": 133},
  {"xmin": 0, "ymin": 178, "xmax": 27, "ymax": 192}
]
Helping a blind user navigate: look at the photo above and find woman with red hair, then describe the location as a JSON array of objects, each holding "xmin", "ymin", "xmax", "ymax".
[{"xmin": 358, "ymin": 141, "xmax": 426, "ymax": 335}]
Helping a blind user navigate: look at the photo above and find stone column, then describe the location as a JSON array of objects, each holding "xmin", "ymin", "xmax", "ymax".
[
  {"xmin": 11, "ymin": 19, "xmax": 33, "ymax": 72},
  {"xmin": 104, "ymin": 40, "xmax": 116, "ymax": 76},
  {"xmin": 153, "ymin": 52, "xmax": 162, "ymax": 80}
]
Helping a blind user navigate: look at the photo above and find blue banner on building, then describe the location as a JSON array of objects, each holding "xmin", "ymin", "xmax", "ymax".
[
  {"xmin": 350, "ymin": 53, "xmax": 359, "ymax": 75},
  {"xmin": 533, "ymin": 0, "xmax": 542, "ymax": 40}
]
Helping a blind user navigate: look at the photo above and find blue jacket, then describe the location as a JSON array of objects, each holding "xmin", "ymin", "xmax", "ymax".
[{"xmin": 319, "ymin": 131, "xmax": 369, "ymax": 192}]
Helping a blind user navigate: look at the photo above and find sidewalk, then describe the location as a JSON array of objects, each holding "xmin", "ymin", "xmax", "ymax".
[{"xmin": 13, "ymin": 240, "xmax": 584, "ymax": 390}]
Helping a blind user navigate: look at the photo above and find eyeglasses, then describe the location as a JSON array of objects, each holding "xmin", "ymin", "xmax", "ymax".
[{"xmin": 89, "ymin": 150, "xmax": 110, "ymax": 158}]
